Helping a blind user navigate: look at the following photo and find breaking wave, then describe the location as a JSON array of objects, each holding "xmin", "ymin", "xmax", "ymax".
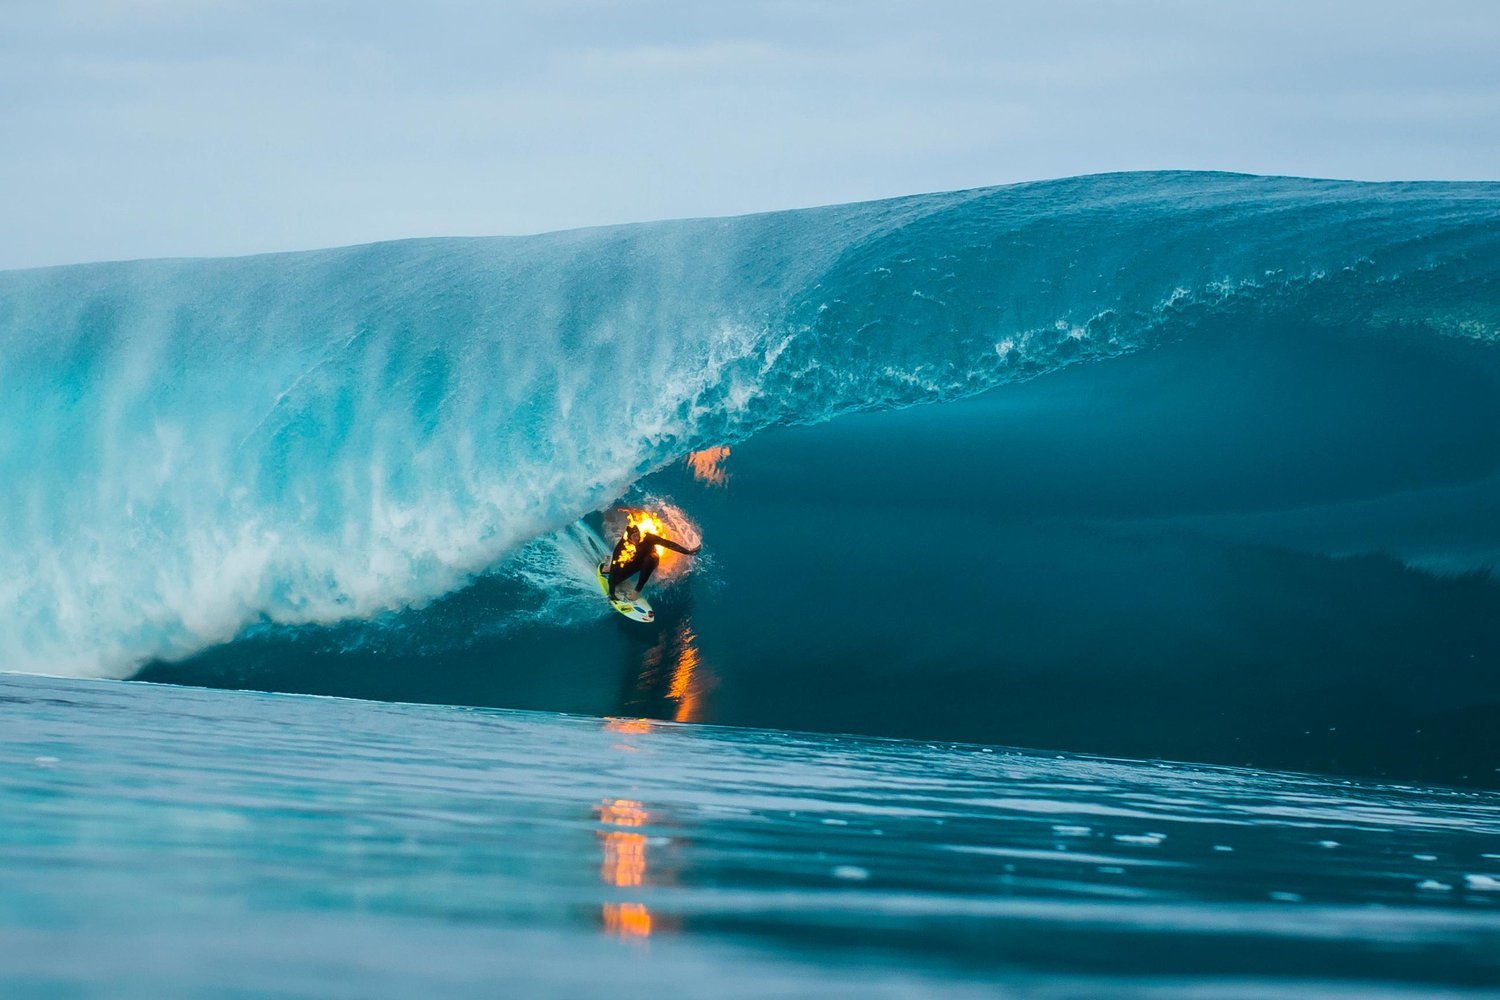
[{"xmin": 3, "ymin": 170, "xmax": 1499, "ymax": 689}]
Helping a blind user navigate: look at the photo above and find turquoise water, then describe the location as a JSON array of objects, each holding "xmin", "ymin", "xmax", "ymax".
[{"xmin": 4, "ymin": 671, "xmax": 1498, "ymax": 997}]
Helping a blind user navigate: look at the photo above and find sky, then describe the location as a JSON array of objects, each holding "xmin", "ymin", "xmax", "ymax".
[{"xmin": 2, "ymin": 0, "xmax": 1498, "ymax": 270}]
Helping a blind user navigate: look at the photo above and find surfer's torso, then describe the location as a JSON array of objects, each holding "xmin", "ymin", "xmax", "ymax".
[
  {"xmin": 610, "ymin": 532, "xmax": 673, "ymax": 576},
  {"xmin": 606, "ymin": 529, "xmax": 697, "ymax": 597}
]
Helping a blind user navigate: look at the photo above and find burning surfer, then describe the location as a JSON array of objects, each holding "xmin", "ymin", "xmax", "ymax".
[{"xmin": 605, "ymin": 512, "xmax": 700, "ymax": 602}]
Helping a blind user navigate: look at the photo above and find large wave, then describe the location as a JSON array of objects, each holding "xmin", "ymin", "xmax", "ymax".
[{"xmin": 3, "ymin": 171, "xmax": 1499, "ymax": 683}]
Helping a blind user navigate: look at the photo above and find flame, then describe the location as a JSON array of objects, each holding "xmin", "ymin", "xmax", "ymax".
[
  {"xmin": 685, "ymin": 446, "xmax": 731, "ymax": 487},
  {"xmin": 612, "ymin": 510, "xmax": 664, "ymax": 567},
  {"xmin": 610, "ymin": 506, "xmax": 698, "ymax": 579}
]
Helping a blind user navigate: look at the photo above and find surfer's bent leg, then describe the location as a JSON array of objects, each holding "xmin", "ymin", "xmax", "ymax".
[
  {"xmin": 607, "ymin": 564, "xmax": 632, "ymax": 600},
  {"xmin": 635, "ymin": 553, "xmax": 661, "ymax": 593}
]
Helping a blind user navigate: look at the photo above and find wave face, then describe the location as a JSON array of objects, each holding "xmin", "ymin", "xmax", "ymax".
[{"xmin": 7, "ymin": 171, "xmax": 1500, "ymax": 781}]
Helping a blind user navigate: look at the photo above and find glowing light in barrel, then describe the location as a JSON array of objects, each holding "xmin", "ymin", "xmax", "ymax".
[{"xmin": 685, "ymin": 446, "xmax": 731, "ymax": 487}]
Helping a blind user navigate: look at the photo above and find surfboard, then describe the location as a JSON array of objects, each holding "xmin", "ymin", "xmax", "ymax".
[{"xmin": 597, "ymin": 561, "xmax": 655, "ymax": 622}]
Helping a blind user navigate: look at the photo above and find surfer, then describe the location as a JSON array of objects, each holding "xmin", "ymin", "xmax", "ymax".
[{"xmin": 606, "ymin": 519, "xmax": 699, "ymax": 602}]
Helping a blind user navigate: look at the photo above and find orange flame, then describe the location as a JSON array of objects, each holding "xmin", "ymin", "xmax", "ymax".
[
  {"xmin": 628, "ymin": 511, "xmax": 661, "ymax": 536},
  {"xmin": 612, "ymin": 510, "xmax": 666, "ymax": 567},
  {"xmin": 611, "ymin": 506, "xmax": 698, "ymax": 580}
]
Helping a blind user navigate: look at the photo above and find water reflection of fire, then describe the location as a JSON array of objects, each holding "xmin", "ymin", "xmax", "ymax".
[
  {"xmin": 595, "ymin": 627, "xmax": 710, "ymax": 939},
  {"xmin": 596, "ymin": 796, "xmax": 659, "ymax": 939},
  {"xmin": 667, "ymin": 623, "xmax": 707, "ymax": 723},
  {"xmin": 685, "ymin": 446, "xmax": 731, "ymax": 487},
  {"xmin": 598, "ymin": 799, "xmax": 648, "ymax": 888},
  {"xmin": 601, "ymin": 901, "xmax": 652, "ymax": 937},
  {"xmin": 621, "ymin": 621, "xmax": 713, "ymax": 724},
  {"xmin": 603, "ymin": 717, "xmax": 654, "ymax": 736}
]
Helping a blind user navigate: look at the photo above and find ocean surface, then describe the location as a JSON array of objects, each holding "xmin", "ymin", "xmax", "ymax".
[
  {"xmin": 4, "ymin": 172, "xmax": 1500, "ymax": 993},
  {"xmin": 4, "ymin": 671, "xmax": 1499, "ymax": 998}
]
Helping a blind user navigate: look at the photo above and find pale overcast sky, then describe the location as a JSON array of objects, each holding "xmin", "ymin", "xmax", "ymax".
[{"xmin": 2, "ymin": 0, "xmax": 1497, "ymax": 269}]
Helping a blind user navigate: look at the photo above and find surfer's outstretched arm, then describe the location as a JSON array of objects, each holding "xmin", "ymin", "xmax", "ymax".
[{"xmin": 644, "ymin": 534, "xmax": 699, "ymax": 556}]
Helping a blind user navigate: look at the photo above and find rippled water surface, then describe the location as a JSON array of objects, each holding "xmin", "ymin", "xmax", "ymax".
[{"xmin": 3, "ymin": 672, "xmax": 1498, "ymax": 997}]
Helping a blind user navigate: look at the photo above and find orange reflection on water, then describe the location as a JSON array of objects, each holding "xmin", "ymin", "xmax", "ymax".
[
  {"xmin": 598, "ymin": 798, "xmax": 647, "ymax": 829},
  {"xmin": 602, "ymin": 827, "xmax": 647, "ymax": 889},
  {"xmin": 597, "ymin": 798, "xmax": 655, "ymax": 938},
  {"xmin": 667, "ymin": 623, "xmax": 707, "ymax": 723},
  {"xmin": 603, "ymin": 717, "xmax": 655, "ymax": 736},
  {"xmin": 685, "ymin": 445, "xmax": 731, "ymax": 487},
  {"xmin": 601, "ymin": 902, "xmax": 653, "ymax": 938}
]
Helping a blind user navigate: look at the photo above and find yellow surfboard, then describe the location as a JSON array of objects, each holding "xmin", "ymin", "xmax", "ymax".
[{"xmin": 597, "ymin": 561, "xmax": 655, "ymax": 622}]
